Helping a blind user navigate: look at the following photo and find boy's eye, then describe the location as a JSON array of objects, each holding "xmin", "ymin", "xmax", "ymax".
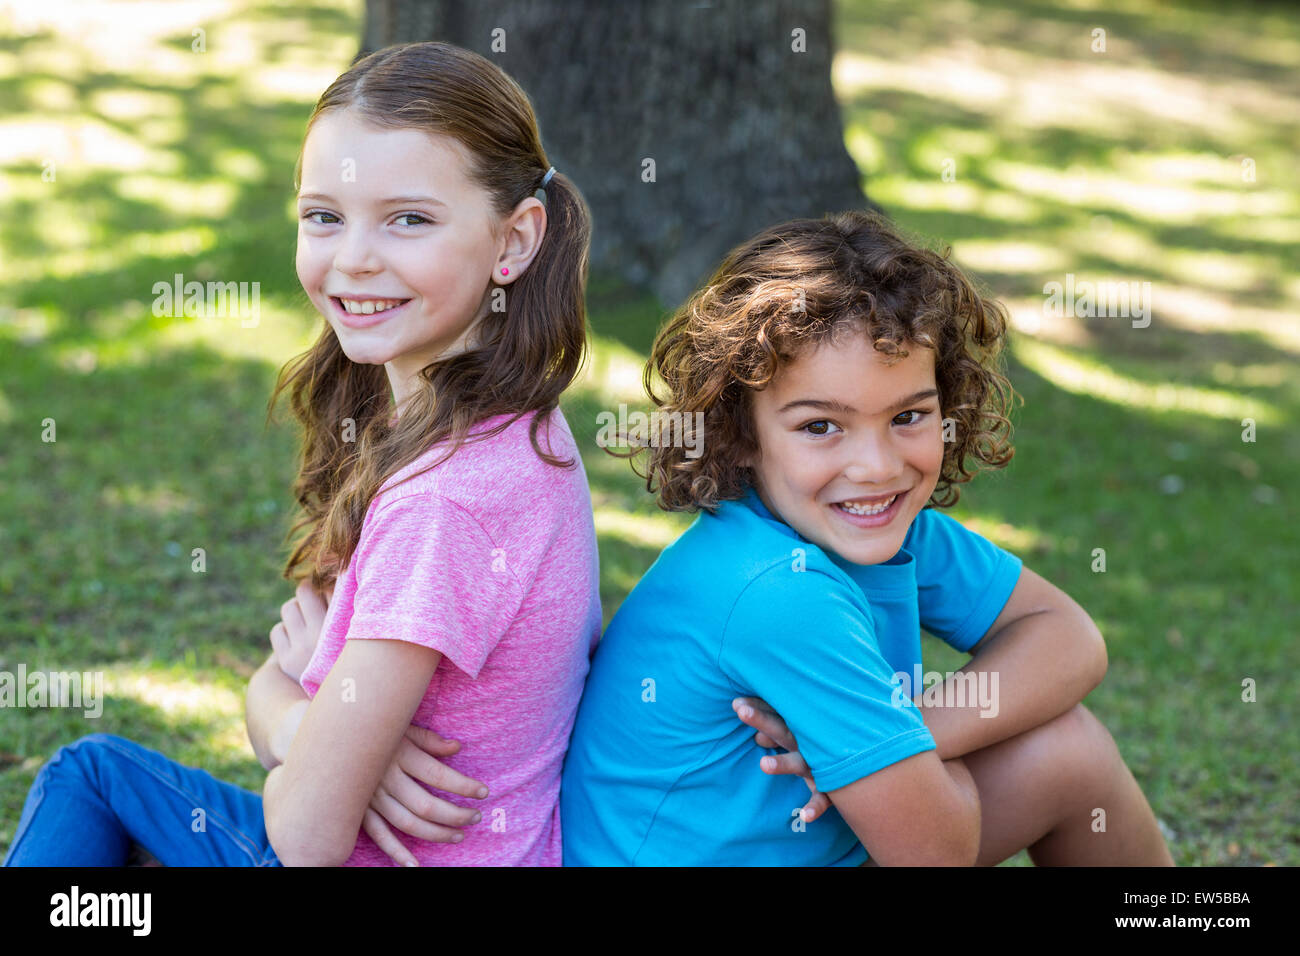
[
  {"xmin": 800, "ymin": 409, "xmax": 932, "ymax": 435},
  {"xmin": 802, "ymin": 420, "xmax": 840, "ymax": 436}
]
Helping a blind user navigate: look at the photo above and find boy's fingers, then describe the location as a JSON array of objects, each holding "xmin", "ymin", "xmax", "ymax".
[
  {"xmin": 759, "ymin": 751, "xmax": 810, "ymax": 777},
  {"xmin": 733, "ymin": 697, "xmax": 796, "ymax": 752},
  {"xmin": 362, "ymin": 808, "xmax": 419, "ymax": 867},
  {"xmin": 800, "ymin": 792, "xmax": 831, "ymax": 823}
]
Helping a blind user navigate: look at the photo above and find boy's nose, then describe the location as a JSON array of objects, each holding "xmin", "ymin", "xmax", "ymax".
[{"xmin": 842, "ymin": 434, "xmax": 905, "ymax": 486}]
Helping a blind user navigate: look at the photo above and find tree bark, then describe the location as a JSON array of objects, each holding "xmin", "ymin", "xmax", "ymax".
[{"xmin": 359, "ymin": 0, "xmax": 871, "ymax": 307}]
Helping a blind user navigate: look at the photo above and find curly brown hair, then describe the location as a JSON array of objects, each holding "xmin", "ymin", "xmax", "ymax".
[{"xmin": 617, "ymin": 209, "xmax": 1020, "ymax": 514}]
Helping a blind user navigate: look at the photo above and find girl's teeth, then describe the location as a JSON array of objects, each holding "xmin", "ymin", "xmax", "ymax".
[
  {"xmin": 340, "ymin": 298, "xmax": 405, "ymax": 314},
  {"xmin": 837, "ymin": 495, "xmax": 897, "ymax": 516}
]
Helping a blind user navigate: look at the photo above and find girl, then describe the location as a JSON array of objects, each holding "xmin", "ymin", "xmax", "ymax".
[
  {"xmin": 4, "ymin": 41, "xmax": 602, "ymax": 867},
  {"xmin": 560, "ymin": 210, "xmax": 1174, "ymax": 866}
]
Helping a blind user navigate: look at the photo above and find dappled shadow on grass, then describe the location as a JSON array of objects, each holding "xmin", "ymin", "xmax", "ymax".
[
  {"xmin": 0, "ymin": 337, "xmax": 300, "ymax": 665},
  {"xmin": 1, "ymin": 7, "xmax": 321, "ymax": 346}
]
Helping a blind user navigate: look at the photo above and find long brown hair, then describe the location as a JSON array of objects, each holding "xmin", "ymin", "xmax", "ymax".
[
  {"xmin": 619, "ymin": 209, "xmax": 1018, "ymax": 513},
  {"xmin": 269, "ymin": 42, "xmax": 592, "ymax": 592}
]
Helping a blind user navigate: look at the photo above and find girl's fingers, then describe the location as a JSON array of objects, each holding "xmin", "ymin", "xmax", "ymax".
[
  {"xmin": 295, "ymin": 580, "xmax": 327, "ymax": 632},
  {"xmin": 362, "ymin": 807, "xmax": 420, "ymax": 867},
  {"xmin": 268, "ymin": 622, "xmax": 288, "ymax": 659},
  {"xmin": 370, "ymin": 790, "xmax": 470, "ymax": 844},
  {"xmin": 404, "ymin": 724, "xmax": 463, "ymax": 756},
  {"xmin": 386, "ymin": 773, "xmax": 482, "ymax": 828},
  {"xmin": 280, "ymin": 597, "xmax": 305, "ymax": 633},
  {"xmin": 397, "ymin": 739, "xmax": 489, "ymax": 799}
]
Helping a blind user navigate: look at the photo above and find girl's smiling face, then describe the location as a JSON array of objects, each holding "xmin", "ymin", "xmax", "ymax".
[
  {"xmin": 744, "ymin": 326, "xmax": 945, "ymax": 566},
  {"xmin": 295, "ymin": 109, "xmax": 528, "ymax": 404}
]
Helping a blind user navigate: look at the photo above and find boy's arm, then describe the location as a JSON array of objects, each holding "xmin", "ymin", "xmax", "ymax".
[
  {"xmin": 246, "ymin": 653, "xmax": 311, "ymax": 771},
  {"xmin": 920, "ymin": 566, "xmax": 1108, "ymax": 760},
  {"xmin": 829, "ymin": 752, "xmax": 981, "ymax": 865}
]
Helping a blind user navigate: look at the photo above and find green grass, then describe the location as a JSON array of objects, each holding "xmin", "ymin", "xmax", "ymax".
[{"xmin": 1, "ymin": 0, "xmax": 1296, "ymax": 866}]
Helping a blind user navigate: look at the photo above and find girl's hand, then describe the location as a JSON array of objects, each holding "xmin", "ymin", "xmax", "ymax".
[
  {"xmin": 361, "ymin": 726, "xmax": 490, "ymax": 867},
  {"xmin": 732, "ymin": 696, "xmax": 832, "ymax": 824},
  {"xmin": 268, "ymin": 580, "xmax": 330, "ymax": 682}
]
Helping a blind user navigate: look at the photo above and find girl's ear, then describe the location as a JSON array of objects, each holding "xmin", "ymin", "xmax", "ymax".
[{"xmin": 492, "ymin": 198, "xmax": 547, "ymax": 285}]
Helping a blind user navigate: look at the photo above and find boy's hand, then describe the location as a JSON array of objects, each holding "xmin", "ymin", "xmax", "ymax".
[
  {"xmin": 733, "ymin": 696, "xmax": 831, "ymax": 824},
  {"xmin": 268, "ymin": 580, "xmax": 331, "ymax": 682},
  {"xmin": 361, "ymin": 727, "xmax": 490, "ymax": 867}
]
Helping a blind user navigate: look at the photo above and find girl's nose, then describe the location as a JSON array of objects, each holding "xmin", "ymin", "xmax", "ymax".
[{"xmin": 333, "ymin": 229, "xmax": 381, "ymax": 275}]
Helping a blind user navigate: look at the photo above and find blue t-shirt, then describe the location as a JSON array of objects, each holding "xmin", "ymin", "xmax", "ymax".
[{"xmin": 560, "ymin": 484, "xmax": 1022, "ymax": 866}]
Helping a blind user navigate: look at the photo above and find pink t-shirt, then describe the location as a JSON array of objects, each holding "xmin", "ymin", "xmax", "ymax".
[{"xmin": 298, "ymin": 407, "xmax": 602, "ymax": 866}]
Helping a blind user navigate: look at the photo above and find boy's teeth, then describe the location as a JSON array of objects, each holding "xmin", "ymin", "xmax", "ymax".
[{"xmin": 837, "ymin": 494, "xmax": 897, "ymax": 516}]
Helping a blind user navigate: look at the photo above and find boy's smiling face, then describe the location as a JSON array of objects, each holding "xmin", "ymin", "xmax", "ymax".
[{"xmin": 743, "ymin": 326, "xmax": 945, "ymax": 566}]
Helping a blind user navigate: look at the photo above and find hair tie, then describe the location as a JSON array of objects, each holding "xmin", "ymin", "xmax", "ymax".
[{"xmin": 534, "ymin": 166, "xmax": 556, "ymax": 205}]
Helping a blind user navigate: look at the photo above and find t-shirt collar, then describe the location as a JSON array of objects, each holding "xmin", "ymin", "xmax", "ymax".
[{"xmin": 737, "ymin": 482, "xmax": 915, "ymax": 577}]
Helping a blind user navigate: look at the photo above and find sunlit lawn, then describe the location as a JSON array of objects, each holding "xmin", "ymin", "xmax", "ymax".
[{"xmin": 1, "ymin": 0, "xmax": 1295, "ymax": 865}]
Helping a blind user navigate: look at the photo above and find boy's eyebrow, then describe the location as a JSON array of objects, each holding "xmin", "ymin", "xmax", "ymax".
[
  {"xmin": 297, "ymin": 192, "xmax": 448, "ymax": 207},
  {"xmin": 777, "ymin": 389, "xmax": 940, "ymax": 416}
]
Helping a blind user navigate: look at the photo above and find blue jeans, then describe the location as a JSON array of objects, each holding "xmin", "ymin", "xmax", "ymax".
[{"xmin": 3, "ymin": 734, "xmax": 281, "ymax": 866}]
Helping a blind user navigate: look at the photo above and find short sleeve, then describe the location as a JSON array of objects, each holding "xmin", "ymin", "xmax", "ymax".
[
  {"xmin": 907, "ymin": 508, "xmax": 1023, "ymax": 653},
  {"xmin": 718, "ymin": 565, "xmax": 936, "ymax": 794},
  {"xmin": 348, "ymin": 493, "xmax": 524, "ymax": 679}
]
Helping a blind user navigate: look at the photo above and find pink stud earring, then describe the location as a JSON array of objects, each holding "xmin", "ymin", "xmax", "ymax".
[{"xmin": 500, "ymin": 267, "xmax": 509, "ymax": 276}]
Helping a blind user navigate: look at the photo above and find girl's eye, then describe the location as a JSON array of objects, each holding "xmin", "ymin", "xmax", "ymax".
[
  {"xmin": 894, "ymin": 409, "xmax": 930, "ymax": 426},
  {"xmin": 298, "ymin": 212, "xmax": 432, "ymax": 226}
]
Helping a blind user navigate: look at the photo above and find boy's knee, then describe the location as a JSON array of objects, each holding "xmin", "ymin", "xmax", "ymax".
[{"xmin": 1046, "ymin": 703, "xmax": 1123, "ymax": 804}]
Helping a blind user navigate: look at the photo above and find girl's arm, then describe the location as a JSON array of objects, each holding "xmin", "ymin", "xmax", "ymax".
[
  {"xmin": 246, "ymin": 582, "xmax": 328, "ymax": 770},
  {"xmin": 263, "ymin": 638, "xmax": 444, "ymax": 867},
  {"xmin": 246, "ymin": 654, "xmax": 310, "ymax": 770},
  {"xmin": 918, "ymin": 565, "xmax": 1107, "ymax": 760}
]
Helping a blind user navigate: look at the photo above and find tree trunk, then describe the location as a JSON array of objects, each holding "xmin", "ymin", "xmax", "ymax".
[{"xmin": 359, "ymin": 0, "xmax": 871, "ymax": 307}]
